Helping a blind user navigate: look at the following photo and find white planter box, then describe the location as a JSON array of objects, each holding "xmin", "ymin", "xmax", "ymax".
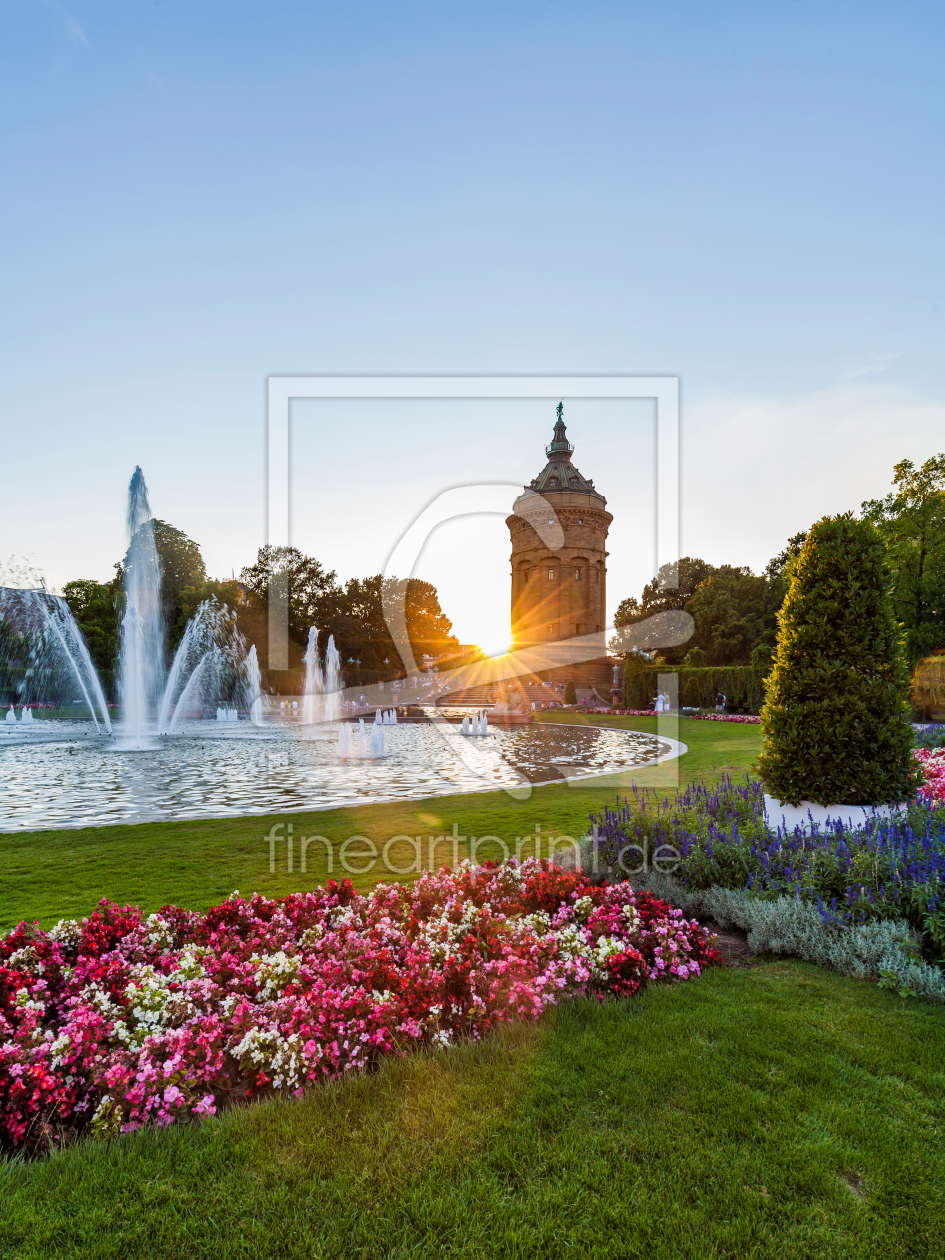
[{"xmin": 763, "ymin": 795, "xmax": 904, "ymax": 833}]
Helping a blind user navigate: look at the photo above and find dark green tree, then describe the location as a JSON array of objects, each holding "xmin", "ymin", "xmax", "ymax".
[
  {"xmin": 613, "ymin": 557, "xmax": 716, "ymax": 628},
  {"xmin": 332, "ymin": 575, "xmax": 459, "ymax": 675},
  {"xmin": 239, "ymin": 545, "xmax": 342, "ymax": 653},
  {"xmin": 116, "ymin": 519, "xmax": 210, "ymax": 655},
  {"xmin": 563, "ymin": 679, "xmax": 577, "ymax": 705},
  {"xmin": 61, "ymin": 579, "xmax": 120, "ymax": 683},
  {"xmin": 611, "ymin": 557, "xmax": 717, "ymax": 662},
  {"xmin": 686, "ymin": 568, "xmax": 776, "ymax": 665},
  {"xmin": 861, "ymin": 455, "xmax": 945, "ymax": 664},
  {"xmin": 757, "ymin": 514, "xmax": 918, "ymax": 806}
]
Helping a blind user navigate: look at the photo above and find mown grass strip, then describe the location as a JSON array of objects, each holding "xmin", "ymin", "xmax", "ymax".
[
  {"xmin": 0, "ymin": 718, "xmax": 761, "ymax": 929},
  {"xmin": 0, "ymin": 960, "xmax": 941, "ymax": 1259}
]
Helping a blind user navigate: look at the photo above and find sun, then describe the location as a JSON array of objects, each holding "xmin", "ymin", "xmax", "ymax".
[{"xmin": 475, "ymin": 640, "xmax": 512, "ymax": 660}]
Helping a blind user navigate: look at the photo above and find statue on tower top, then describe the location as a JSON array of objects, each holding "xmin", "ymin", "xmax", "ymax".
[{"xmin": 556, "ymin": 400, "xmax": 563, "ymax": 423}]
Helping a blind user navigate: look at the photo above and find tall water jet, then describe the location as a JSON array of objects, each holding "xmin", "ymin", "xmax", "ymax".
[
  {"xmin": 300, "ymin": 629, "xmax": 342, "ymax": 730},
  {"xmin": 118, "ymin": 469, "xmax": 165, "ymax": 748},
  {"xmin": 245, "ymin": 645, "xmax": 264, "ymax": 725},
  {"xmin": 301, "ymin": 627, "xmax": 323, "ymax": 730},
  {"xmin": 323, "ymin": 635, "xmax": 342, "ymax": 722}
]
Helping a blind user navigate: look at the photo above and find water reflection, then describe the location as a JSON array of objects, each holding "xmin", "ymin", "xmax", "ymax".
[{"xmin": 0, "ymin": 720, "xmax": 670, "ymax": 831}]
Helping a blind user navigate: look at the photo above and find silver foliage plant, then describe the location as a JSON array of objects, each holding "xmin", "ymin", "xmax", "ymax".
[
  {"xmin": 643, "ymin": 871, "xmax": 945, "ymax": 1005},
  {"xmin": 555, "ymin": 840, "xmax": 945, "ymax": 1003}
]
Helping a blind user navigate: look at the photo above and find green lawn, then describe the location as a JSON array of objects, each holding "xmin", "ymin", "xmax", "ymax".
[
  {"xmin": 0, "ymin": 715, "xmax": 761, "ymax": 930},
  {"xmin": 2, "ymin": 717, "xmax": 943, "ymax": 1256},
  {"xmin": 2, "ymin": 960, "xmax": 942, "ymax": 1259}
]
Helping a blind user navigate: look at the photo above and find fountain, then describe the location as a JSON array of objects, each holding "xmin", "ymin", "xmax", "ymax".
[
  {"xmin": 157, "ymin": 599, "xmax": 253, "ymax": 734},
  {"xmin": 0, "ymin": 568, "xmax": 113, "ymax": 734},
  {"xmin": 300, "ymin": 628, "xmax": 342, "ymax": 733},
  {"xmin": 118, "ymin": 469, "xmax": 166, "ymax": 748},
  {"xmin": 0, "ymin": 467, "xmax": 676, "ymax": 830},
  {"xmin": 336, "ymin": 716, "xmax": 386, "ymax": 759},
  {"xmin": 459, "ymin": 710, "xmax": 490, "ymax": 738}
]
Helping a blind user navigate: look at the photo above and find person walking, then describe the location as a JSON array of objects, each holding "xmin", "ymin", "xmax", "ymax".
[{"xmin": 715, "ymin": 691, "xmax": 725, "ymax": 713}]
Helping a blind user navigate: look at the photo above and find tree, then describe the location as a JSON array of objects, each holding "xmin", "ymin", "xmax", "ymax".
[
  {"xmin": 564, "ymin": 680, "xmax": 577, "ymax": 705},
  {"xmin": 403, "ymin": 578, "xmax": 460, "ymax": 664},
  {"xmin": 331, "ymin": 575, "xmax": 459, "ymax": 675},
  {"xmin": 237, "ymin": 546, "xmax": 459, "ymax": 682},
  {"xmin": 61, "ymin": 579, "xmax": 120, "ymax": 683},
  {"xmin": 686, "ymin": 568, "xmax": 775, "ymax": 665},
  {"xmin": 756, "ymin": 514, "xmax": 917, "ymax": 806},
  {"xmin": 861, "ymin": 455, "xmax": 945, "ymax": 664},
  {"xmin": 239, "ymin": 545, "xmax": 342, "ymax": 653},
  {"xmin": 116, "ymin": 519, "xmax": 209, "ymax": 655},
  {"xmin": 611, "ymin": 557, "xmax": 717, "ymax": 661},
  {"xmin": 612, "ymin": 557, "xmax": 779, "ymax": 665},
  {"xmin": 614, "ymin": 557, "xmax": 716, "ymax": 628},
  {"xmin": 0, "ymin": 616, "xmax": 28, "ymax": 703}
]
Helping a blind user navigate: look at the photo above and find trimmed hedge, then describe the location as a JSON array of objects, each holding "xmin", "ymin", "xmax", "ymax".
[
  {"xmin": 622, "ymin": 660, "xmax": 765, "ymax": 712},
  {"xmin": 756, "ymin": 513, "xmax": 917, "ymax": 806}
]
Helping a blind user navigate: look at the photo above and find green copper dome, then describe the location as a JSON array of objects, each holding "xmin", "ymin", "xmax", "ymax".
[{"xmin": 520, "ymin": 403, "xmax": 601, "ymax": 498}]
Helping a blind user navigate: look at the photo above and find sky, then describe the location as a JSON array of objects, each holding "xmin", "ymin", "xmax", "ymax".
[{"xmin": 2, "ymin": 0, "xmax": 944, "ymax": 651}]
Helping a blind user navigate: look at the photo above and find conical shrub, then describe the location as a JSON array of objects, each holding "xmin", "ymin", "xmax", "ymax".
[{"xmin": 757, "ymin": 513, "xmax": 918, "ymax": 806}]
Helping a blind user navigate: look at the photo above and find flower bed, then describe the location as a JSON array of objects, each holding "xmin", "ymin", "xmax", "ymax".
[
  {"xmin": 576, "ymin": 709, "xmax": 760, "ymax": 722},
  {"xmin": 0, "ymin": 859, "xmax": 720, "ymax": 1153},
  {"xmin": 915, "ymin": 747, "xmax": 945, "ymax": 806},
  {"xmin": 686, "ymin": 713, "xmax": 760, "ymax": 724},
  {"xmin": 590, "ymin": 777, "xmax": 945, "ymax": 957}
]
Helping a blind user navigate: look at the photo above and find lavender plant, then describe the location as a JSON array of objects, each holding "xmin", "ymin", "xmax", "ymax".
[{"xmin": 589, "ymin": 775, "xmax": 945, "ymax": 963}]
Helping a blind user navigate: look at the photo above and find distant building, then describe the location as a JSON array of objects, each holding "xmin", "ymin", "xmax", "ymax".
[{"xmin": 506, "ymin": 405, "xmax": 612, "ymax": 652}]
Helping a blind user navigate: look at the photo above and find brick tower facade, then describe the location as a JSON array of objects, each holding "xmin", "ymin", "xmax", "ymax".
[{"xmin": 506, "ymin": 405, "xmax": 612, "ymax": 652}]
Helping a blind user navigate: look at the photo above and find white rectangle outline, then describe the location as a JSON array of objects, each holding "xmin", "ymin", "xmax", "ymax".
[{"xmin": 266, "ymin": 376, "xmax": 679, "ymax": 670}]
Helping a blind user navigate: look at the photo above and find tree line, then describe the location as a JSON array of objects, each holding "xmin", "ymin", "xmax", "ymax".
[
  {"xmin": 61, "ymin": 525, "xmax": 463, "ymax": 695},
  {"xmin": 612, "ymin": 454, "xmax": 945, "ymax": 670}
]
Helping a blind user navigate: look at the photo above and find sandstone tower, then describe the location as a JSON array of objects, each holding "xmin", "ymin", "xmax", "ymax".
[{"xmin": 506, "ymin": 405, "xmax": 612, "ymax": 652}]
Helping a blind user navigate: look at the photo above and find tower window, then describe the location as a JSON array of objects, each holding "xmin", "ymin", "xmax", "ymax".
[
  {"xmin": 547, "ymin": 624, "xmax": 555, "ymax": 637},
  {"xmin": 547, "ymin": 568, "xmax": 555, "ymax": 580},
  {"xmin": 574, "ymin": 568, "xmax": 581, "ymax": 581},
  {"xmin": 574, "ymin": 623, "xmax": 582, "ymax": 636}
]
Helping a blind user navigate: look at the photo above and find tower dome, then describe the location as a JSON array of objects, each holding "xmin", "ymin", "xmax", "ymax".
[{"xmin": 506, "ymin": 404, "xmax": 612, "ymax": 650}]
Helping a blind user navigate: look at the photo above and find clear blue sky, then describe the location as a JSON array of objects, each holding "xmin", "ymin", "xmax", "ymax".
[{"xmin": 3, "ymin": 1, "xmax": 943, "ymax": 648}]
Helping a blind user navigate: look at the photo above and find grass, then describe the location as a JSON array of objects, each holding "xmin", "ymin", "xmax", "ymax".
[
  {"xmin": 0, "ymin": 715, "xmax": 761, "ymax": 930},
  {"xmin": 2, "ymin": 716, "xmax": 943, "ymax": 1255},
  {"xmin": 1, "ymin": 960, "xmax": 942, "ymax": 1258}
]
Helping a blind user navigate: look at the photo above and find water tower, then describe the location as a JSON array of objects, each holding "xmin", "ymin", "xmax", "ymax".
[{"xmin": 506, "ymin": 404, "xmax": 612, "ymax": 652}]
